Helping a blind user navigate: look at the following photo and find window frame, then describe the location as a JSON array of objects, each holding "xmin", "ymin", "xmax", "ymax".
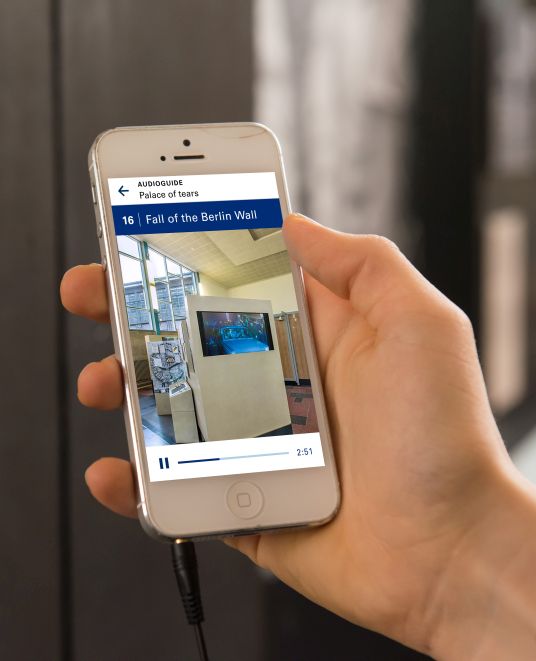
[
  {"xmin": 150, "ymin": 247, "xmax": 198, "ymax": 330},
  {"xmin": 120, "ymin": 238, "xmax": 198, "ymax": 333},
  {"xmin": 118, "ymin": 238, "xmax": 154, "ymax": 332}
]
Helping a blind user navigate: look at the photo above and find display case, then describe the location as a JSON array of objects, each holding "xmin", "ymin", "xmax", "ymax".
[{"xmin": 144, "ymin": 335, "xmax": 187, "ymax": 416}]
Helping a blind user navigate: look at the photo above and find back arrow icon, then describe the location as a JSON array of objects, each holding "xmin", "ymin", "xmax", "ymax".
[{"xmin": 118, "ymin": 185, "xmax": 129, "ymax": 196}]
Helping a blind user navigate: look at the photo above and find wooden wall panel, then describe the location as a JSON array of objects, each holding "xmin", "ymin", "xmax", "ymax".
[
  {"xmin": 288, "ymin": 313, "xmax": 309, "ymax": 382},
  {"xmin": 60, "ymin": 2, "xmax": 262, "ymax": 659},
  {"xmin": 276, "ymin": 318, "xmax": 294, "ymax": 381},
  {"xmin": 0, "ymin": 1, "xmax": 61, "ymax": 658}
]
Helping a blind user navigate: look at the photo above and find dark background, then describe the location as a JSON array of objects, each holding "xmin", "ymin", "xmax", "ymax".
[{"xmin": 1, "ymin": 1, "xmax": 535, "ymax": 659}]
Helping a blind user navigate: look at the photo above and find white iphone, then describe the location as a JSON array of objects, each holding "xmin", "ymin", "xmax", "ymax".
[{"xmin": 88, "ymin": 123, "xmax": 339, "ymax": 540}]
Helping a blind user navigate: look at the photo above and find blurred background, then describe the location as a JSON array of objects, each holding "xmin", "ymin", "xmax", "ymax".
[{"xmin": 2, "ymin": 0, "xmax": 536, "ymax": 659}]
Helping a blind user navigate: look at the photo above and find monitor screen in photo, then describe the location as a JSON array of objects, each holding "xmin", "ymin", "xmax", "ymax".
[{"xmin": 197, "ymin": 311, "xmax": 274, "ymax": 357}]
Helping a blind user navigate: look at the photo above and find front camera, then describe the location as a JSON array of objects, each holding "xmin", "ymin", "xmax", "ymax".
[
  {"xmin": 160, "ymin": 155, "xmax": 166, "ymax": 161},
  {"xmin": 183, "ymin": 139, "xmax": 191, "ymax": 147}
]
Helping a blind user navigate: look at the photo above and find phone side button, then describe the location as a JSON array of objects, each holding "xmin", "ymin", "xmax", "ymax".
[{"xmin": 226, "ymin": 481, "xmax": 264, "ymax": 519}]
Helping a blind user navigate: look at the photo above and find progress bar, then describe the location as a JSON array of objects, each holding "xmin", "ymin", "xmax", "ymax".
[{"xmin": 177, "ymin": 451, "xmax": 290, "ymax": 465}]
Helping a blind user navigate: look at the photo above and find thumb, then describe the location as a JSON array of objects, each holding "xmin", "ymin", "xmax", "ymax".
[{"xmin": 283, "ymin": 214, "xmax": 439, "ymax": 331}]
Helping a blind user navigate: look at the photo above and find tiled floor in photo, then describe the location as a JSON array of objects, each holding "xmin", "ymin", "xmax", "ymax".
[
  {"xmin": 286, "ymin": 385, "xmax": 318, "ymax": 434},
  {"xmin": 139, "ymin": 388, "xmax": 175, "ymax": 445},
  {"xmin": 139, "ymin": 384, "xmax": 319, "ymax": 446}
]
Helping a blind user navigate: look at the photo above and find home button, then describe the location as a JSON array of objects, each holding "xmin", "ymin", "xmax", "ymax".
[{"xmin": 226, "ymin": 481, "xmax": 264, "ymax": 519}]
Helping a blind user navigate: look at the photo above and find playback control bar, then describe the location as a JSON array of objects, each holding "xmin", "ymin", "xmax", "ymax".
[{"xmin": 146, "ymin": 433, "xmax": 324, "ymax": 482}]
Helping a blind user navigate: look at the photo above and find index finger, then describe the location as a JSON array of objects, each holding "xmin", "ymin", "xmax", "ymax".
[
  {"xmin": 283, "ymin": 214, "xmax": 442, "ymax": 332},
  {"xmin": 60, "ymin": 263, "xmax": 110, "ymax": 323}
]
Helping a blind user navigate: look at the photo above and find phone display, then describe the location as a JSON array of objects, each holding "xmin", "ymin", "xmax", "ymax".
[{"xmin": 108, "ymin": 171, "xmax": 325, "ymax": 482}]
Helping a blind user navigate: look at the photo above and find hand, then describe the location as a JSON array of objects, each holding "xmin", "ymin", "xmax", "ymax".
[{"xmin": 61, "ymin": 215, "xmax": 536, "ymax": 658}]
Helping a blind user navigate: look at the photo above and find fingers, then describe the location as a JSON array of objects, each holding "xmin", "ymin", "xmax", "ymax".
[
  {"xmin": 85, "ymin": 458, "xmax": 138, "ymax": 518},
  {"xmin": 224, "ymin": 535, "xmax": 263, "ymax": 562},
  {"xmin": 60, "ymin": 264, "xmax": 109, "ymax": 323},
  {"xmin": 283, "ymin": 214, "xmax": 444, "ymax": 332},
  {"xmin": 64, "ymin": 268, "xmax": 133, "ymax": 519},
  {"xmin": 78, "ymin": 355, "xmax": 124, "ymax": 410}
]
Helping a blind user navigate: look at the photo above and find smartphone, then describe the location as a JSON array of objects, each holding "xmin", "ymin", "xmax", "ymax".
[{"xmin": 88, "ymin": 123, "xmax": 339, "ymax": 540}]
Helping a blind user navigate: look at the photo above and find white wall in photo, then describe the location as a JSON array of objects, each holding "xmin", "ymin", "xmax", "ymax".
[
  {"xmin": 229, "ymin": 273, "xmax": 298, "ymax": 313},
  {"xmin": 186, "ymin": 295, "xmax": 291, "ymax": 441}
]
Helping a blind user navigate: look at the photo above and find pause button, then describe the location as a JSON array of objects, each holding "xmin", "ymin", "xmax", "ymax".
[{"xmin": 159, "ymin": 457, "xmax": 170, "ymax": 469}]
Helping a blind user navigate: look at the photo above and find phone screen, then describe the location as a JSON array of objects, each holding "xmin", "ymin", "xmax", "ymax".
[{"xmin": 108, "ymin": 172, "xmax": 326, "ymax": 482}]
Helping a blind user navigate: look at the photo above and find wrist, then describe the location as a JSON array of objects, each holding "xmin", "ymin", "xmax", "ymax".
[{"xmin": 428, "ymin": 462, "xmax": 536, "ymax": 661}]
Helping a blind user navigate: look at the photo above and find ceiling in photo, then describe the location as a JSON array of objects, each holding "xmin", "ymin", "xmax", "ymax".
[{"xmin": 138, "ymin": 229, "xmax": 291, "ymax": 289}]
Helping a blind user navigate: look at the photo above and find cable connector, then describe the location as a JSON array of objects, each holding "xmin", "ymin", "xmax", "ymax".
[{"xmin": 171, "ymin": 540, "xmax": 209, "ymax": 660}]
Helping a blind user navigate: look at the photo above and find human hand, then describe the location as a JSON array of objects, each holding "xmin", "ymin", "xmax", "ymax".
[{"xmin": 60, "ymin": 215, "xmax": 536, "ymax": 659}]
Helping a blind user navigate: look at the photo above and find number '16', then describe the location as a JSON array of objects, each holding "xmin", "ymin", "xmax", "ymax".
[{"xmin": 122, "ymin": 215, "xmax": 134, "ymax": 225}]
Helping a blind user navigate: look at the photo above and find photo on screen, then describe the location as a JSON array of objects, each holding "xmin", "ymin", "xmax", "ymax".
[{"xmin": 117, "ymin": 228, "xmax": 319, "ymax": 448}]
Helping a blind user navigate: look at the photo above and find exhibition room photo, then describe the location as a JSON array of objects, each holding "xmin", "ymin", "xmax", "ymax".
[{"xmin": 117, "ymin": 227, "xmax": 318, "ymax": 448}]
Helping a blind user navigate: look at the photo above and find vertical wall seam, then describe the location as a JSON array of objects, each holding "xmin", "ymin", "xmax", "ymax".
[{"xmin": 50, "ymin": 0, "xmax": 71, "ymax": 657}]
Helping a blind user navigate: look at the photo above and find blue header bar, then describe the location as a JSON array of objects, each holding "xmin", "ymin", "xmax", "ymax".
[{"xmin": 112, "ymin": 198, "xmax": 283, "ymax": 236}]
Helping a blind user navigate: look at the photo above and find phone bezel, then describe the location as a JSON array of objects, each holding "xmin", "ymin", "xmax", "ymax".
[{"xmin": 89, "ymin": 123, "xmax": 340, "ymax": 541}]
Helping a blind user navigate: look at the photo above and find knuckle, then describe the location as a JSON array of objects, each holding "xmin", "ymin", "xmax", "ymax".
[
  {"xmin": 367, "ymin": 235, "xmax": 400, "ymax": 257},
  {"xmin": 441, "ymin": 302, "xmax": 474, "ymax": 335}
]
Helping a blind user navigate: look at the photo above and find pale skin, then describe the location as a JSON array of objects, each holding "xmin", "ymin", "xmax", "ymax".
[{"xmin": 61, "ymin": 214, "xmax": 536, "ymax": 659}]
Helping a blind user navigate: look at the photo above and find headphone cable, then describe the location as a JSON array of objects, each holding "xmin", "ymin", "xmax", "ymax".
[{"xmin": 171, "ymin": 540, "xmax": 209, "ymax": 661}]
